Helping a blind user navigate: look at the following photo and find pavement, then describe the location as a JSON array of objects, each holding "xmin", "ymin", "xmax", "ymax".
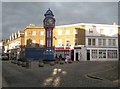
[{"xmin": 2, "ymin": 60, "xmax": 119, "ymax": 87}]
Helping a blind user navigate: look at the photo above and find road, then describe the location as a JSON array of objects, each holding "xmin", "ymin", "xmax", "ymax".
[{"xmin": 2, "ymin": 60, "xmax": 118, "ymax": 87}]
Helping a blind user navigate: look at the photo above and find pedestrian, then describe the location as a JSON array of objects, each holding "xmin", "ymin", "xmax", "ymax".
[
  {"xmin": 55, "ymin": 54, "xmax": 58, "ymax": 59},
  {"xmin": 79, "ymin": 52, "xmax": 82, "ymax": 61},
  {"xmin": 55, "ymin": 54, "xmax": 59, "ymax": 63},
  {"xmin": 65, "ymin": 54, "xmax": 70, "ymax": 63},
  {"xmin": 59, "ymin": 54, "xmax": 62, "ymax": 61}
]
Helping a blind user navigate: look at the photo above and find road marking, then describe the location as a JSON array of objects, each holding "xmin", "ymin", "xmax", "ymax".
[{"xmin": 84, "ymin": 64, "xmax": 117, "ymax": 82}]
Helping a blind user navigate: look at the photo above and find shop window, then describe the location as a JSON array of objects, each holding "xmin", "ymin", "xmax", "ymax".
[
  {"xmin": 99, "ymin": 50, "xmax": 106, "ymax": 58},
  {"xmin": 91, "ymin": 50, "xmax": 97, "ymax": 58},
  {"xmin": 107, "ymin": 50, "xmax": 117, "ymax": 58}
]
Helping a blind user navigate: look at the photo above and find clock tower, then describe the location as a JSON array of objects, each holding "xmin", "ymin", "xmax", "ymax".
[{"xmin": 43, "ymin": 8, "xmax": 55, "ymax": 60}]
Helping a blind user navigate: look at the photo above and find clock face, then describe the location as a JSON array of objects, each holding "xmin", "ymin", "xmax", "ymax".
[{"xmin": 48, "ymin": 18, "xmax": 54, "ymax": 25}]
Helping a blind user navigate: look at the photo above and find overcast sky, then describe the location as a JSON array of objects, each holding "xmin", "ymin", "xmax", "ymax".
[{"xmin": 2, "ymin": 2, "xmax": 118, "ymax": 39}]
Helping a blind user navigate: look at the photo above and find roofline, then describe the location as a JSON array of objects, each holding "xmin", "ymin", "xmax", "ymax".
[{"xmin": 56, "ymin": 23, "xmax": 118, "ymax": 28}]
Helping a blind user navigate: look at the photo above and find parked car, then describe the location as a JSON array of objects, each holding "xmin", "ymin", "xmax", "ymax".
[{"xmin": 2, "ymin": 54, "xmax": 9, "ymax": 60}]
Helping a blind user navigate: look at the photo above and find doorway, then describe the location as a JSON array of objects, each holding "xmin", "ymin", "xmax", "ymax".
[
  {"xmin": 87, "ymin": 50, "xmax": 90, "ymax": 61},
  {"xmin": 71, "ymin": 50, "xmax": 74, "ymax": 61},
  {"xmin": 76, "ymin": 52, "xmax": 79, "ymax": 61}
]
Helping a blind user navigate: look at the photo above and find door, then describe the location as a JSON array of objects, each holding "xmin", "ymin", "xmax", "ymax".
[
  {"xmin": 76, "ymin": 52, "xmax": 79, "ymax": 61},
  {"xmin": 71, "ymin": 50, "xmax": 74, "ymax": 61},
  {"xmin": 87, "ymin": 50, "xmax": 90, "ymax": 61}
]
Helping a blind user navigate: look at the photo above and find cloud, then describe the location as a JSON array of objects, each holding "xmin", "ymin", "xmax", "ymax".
[{"xmin": 2, "ymin": 2, "xmax": 118, "ymax": 39}]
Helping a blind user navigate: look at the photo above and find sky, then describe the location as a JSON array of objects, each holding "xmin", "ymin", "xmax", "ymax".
[{"xmin": 1, "ymin": 1, "xmax": 119, "ymax": 39}]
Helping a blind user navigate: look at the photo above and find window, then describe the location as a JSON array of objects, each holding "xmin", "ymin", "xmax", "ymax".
[
  {"xmin": 98, "ymin": 39, "xmax": 102, "ymax": 46},
  {"xmin": 108, "ymin": 39, "xmax": 112, "ymax": 46},
  {"xmin": 108, "ymin": 39, "xmax": 116, "ymax": 46},
  {"xmin": 99, "ymin": 50, "xmax": 106, "ymax": 58},
  {"xmin": 107, "ymin": 50, "xmax": 117, "ymax": 58},
  {"xmin": 32, "ymin": 40, "xmax": 36, "ymax": 47},
  {"xmin": 91, "ymin": 50, "xmax": 98, "ymax": 58},
  {"xmin": 58, "ymin": 39, "xmax": 62, "ymax": 46},
  {"xmin": 58, "ymin": 30, "xmax": 62, "ymax": 35},
  {"xmin": 25, "ymin": 32, "xmax": 27, "ymax": 36},
  {"xmin": 89, "ymin": 28, "xmax": 93, "ymax": 33},
  {"xmin": 18, "ymin": 31, "xmax": 20, "ymax": 37},
  {"xmin": 66, "ymin": 30, "xmax": 70, "ymax": 35},
  {"xmin": 98, "ymin": 39, "xmax": 106, "ymax": 46},
  {"xmin": 40, "ymin": 40, "xmax": 44, "ymax": 45},
  {"xmin": 100, "ymin": 29, "xmax": 104, "ymax": 34},
  {"xmin": 74, "ymin": 28, "xmax": 78, "ymax": 34},
  {"xmin": 40, "ymin": 31, "xmax": 44, "ymax": 36},
  {"xmin": 32, "ymin": 40, "xmax": 36, "ymax": 43},
  {"xmin": 112, "ymin": 39, "xmax": 116, "ymax": 46},
  {"xmin": 103, "ymin": 39, "xmax": 106, "ymax": 46},
  {"xmin": 15, "ymin": 33, "xmax": 17, "ymax": 39},
  {"xmin": 89, "ymin": 26, "xmax": 96, "ymax": 33},
  {"xmin": 66, "ymin": 39, "xmax": 70, "ymax": 46},
  {"xmin": 110, "ymin": 29, "xmax": 113, "ymax": 34},
  {"xmin": 88, "ymin": 38, "xmax": 91, "ymax": 45},
  {"xmin": 32, "ymin": 31, "xmax": 36, "ymax": 36},
  {"xmin": 25, "ymin": 40, "xmax": 27, "ymax": 45},
  {"xmin": 74, "ymin": 38, "xmax": 78, "ymax": 45},
  {"xmin": 88, "ymin": 38, "xmax": 96, "ymax": 46},
  {"xmin": 92, "ymin": 39, "xmax": 95, "ymax": 45}
]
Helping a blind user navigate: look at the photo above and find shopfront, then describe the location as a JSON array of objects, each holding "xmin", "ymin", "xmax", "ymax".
[{"xmin": 55, "ymin": 47, "xmax": 73, "ymax": 60}]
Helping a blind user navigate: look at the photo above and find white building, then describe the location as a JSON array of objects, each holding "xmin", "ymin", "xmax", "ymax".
[
  {"xmin": 74, "ymin": 23, "xmax": 118, "ymax": 61},
  {"xmin": 85, "ymin": 23, "xmax": 118, "ymax": 61}
]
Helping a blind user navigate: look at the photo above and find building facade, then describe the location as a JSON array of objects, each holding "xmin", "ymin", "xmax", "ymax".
[
  {"xmin": 86, "ymin": 23, "xmax": 118, "ymax": 61},
  {"xmin": 3, "ymin": 23, "xmax": 119, "ymax": 61}
]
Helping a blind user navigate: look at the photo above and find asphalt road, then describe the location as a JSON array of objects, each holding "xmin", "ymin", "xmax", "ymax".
[{"xmin": 2, "ymin": 60, "xmax": 118, "ymax": 87}]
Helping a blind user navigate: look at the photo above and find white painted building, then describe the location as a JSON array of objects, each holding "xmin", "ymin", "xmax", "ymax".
[{"xmin": 85, "ymin": 23, "xmax": 118, "ymax": 61}]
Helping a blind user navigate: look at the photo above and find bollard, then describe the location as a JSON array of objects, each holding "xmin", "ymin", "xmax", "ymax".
[
  {"xmin": 59, "ymin": 61, "xmax": 64, "ymax": 64},
  {"xmin": 19, "ymin": 61, "xmax": 22, "ymax": 66},
  {"xmin": 68, "ymin": 60, "xmax": 72, "ymax": 64},
  {"xmin": 38, "ymin": 60, "xmax": 44, "ymax": 67},
  {"xmin": 26, "ymin": 60, "xmax": 31, "ymax": 69},
  {"xmin": 17, "ymin": 61, "xmax": 21, "ymax": 66},
  {"xmin": 55, "ymin": 59, "xmax": 59, "ymax": 64},
  {"xmin": 11, "ymin": 60, "xmax": 13, "ymax": 63},
  {"xmin": 50, "ymin": 61, "xmax": 55, "ymax": 66},
  {"xmin": 22, "ymin": 62, "xmax": 26, "ymax": 67},
  {"xmin": 14, "ymin": 60, "xmax": 17, "ymax": 64}
]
